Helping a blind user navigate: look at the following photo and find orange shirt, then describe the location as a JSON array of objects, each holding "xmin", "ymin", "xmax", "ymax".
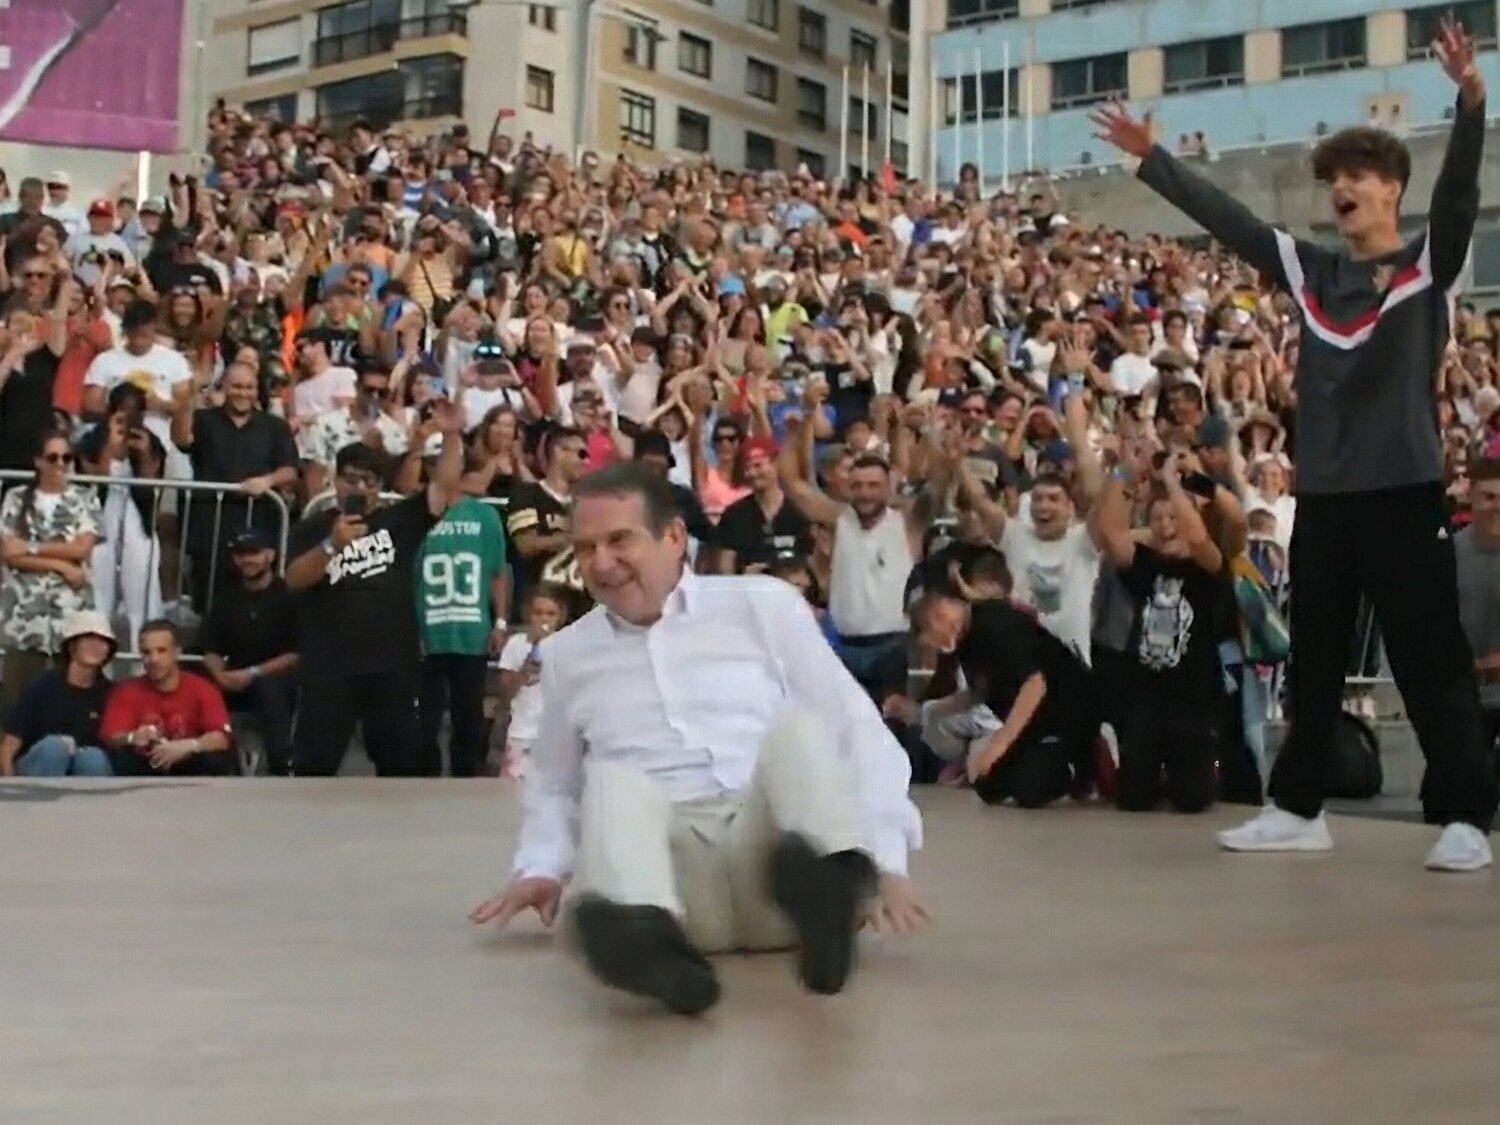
[{"xmin": 55, "ymin": 316, "xmax": 113, "ymax": 415}]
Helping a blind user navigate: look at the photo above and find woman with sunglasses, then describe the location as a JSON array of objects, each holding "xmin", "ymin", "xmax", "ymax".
[
  {"xmin": 0, "ymin": 429, "xmax": 102, "ymax": 713},
  {"xmin": 0, "ymin": 281, "xmax": 70, "ymax": 471}
]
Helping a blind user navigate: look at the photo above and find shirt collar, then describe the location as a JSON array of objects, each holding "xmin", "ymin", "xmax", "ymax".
[{"xmin": 603, "ymin": 567, "xmax": 696, "ymax": 634}]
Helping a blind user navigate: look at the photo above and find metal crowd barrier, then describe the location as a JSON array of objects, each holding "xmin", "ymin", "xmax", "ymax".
[{"xmin": 0, "ymin": 469, "xmax": 291, "ymax": 662}]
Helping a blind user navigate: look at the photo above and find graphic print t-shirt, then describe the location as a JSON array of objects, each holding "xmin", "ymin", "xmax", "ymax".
[
  {"xmin": 1117, "ymin": 545, "xmax": 1217, "ymax": 688},
  {"xmin": 1000, "ymin": 520, "xmax": 1100, "ymax": 662},
  {"xmin": 416, "ymin": 496, "xmax": 507, "ymax": 656},
  {"xmin": 505, "ymin": 482, "xmax": 589, "ymax": 615},
  {"xmin": 288, "ymin": 492, "xmax": 438, "ymax": 676}
]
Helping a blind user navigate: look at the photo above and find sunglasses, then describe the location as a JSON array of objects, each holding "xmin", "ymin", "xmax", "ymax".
[
  {"xmin": 361, "ymin": 385, "xmax": 391, "ymax": 400},
  {"xmin": 573, "ymin": 396, "xmax": 601, "ymax": 407},
  {"xmin": 714, "ymin": 433, "xmax": 741, "ymax": 444},
  {"xmin": 22, "ymin": 270, "xmax": 51, "ymax": 280},
  {"xmin": 41, "ymin": 451, "xmax": 73, "ymax": 465}
]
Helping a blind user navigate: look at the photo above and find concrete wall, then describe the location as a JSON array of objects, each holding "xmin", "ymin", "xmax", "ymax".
[{"xmin": 1050, "ymin": 122, "xmax": 1500, "ymax": 239}]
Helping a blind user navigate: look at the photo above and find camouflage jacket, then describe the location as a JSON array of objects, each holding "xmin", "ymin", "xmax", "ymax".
[{"xmin": 0, "ymin": 484, "xmax": 103, "ymax": 654}]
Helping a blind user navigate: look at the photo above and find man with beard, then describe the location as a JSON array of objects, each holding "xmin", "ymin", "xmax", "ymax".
[
  {"xmin": 783, "ymin": 452, "xmax": 921, "ymax": 700},
  {"xmin": 716, "ymin": 436, "xmax": 811, "ymax": 574},
  {"xmin": 202, "ymin": 528, "xmax": 300, "ymax": 776}
]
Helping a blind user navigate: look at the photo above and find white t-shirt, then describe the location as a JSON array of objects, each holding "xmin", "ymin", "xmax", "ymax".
[
  {"xmin": 1001, "ymin": 520, "xmax": 1100, "ymax": 664},
  {"xmin": 1108, "ymin": 352, "xmax": 1157, "ymax": 398},
  {"xmin": 499, "ymin": 633, "xmax": 544, "ymax": 743},
  {"xmin": 291, "ymin": 366, "xmax": 358, "ymax": 426},
  {"xmin": 460, "ymin": 383, "xmax": 525, "ymax": 432},
  {"xmin": 83, "ymin": 344, "xmax": 193, "ymax": 450}
]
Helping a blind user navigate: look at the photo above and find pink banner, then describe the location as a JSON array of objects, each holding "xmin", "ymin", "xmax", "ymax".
[{"xmin": 0, "ymin": 0, "xmax": 185, "ymax": 152}]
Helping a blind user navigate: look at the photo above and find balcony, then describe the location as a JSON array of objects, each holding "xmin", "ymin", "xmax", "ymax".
[
  {"xmin": 312, "ymin": 12, "xmax": 467, "ymax": 68},
  {"xmin": 320, "ymin": 89, "xmax": 463, "ymax": 134}
]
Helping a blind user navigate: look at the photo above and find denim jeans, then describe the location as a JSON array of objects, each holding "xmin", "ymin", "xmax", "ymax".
[{"xmin": 16, "ymin": 735, "xmax": 113, "ymax": 777}]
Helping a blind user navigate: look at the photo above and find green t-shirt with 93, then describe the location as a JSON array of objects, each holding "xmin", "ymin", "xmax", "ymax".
[{"xmin": 416, "ymin": 496, "xmax": 507, "ymax": 656}]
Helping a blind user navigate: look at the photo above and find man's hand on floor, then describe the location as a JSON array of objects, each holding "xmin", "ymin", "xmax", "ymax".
[
  {"xmin": 864, "ymin": 875, "xmax": 930, "ymax": 935},
  {"xmin": 470, "ymin": 876, "xmax": 563, "ymax": 929}
]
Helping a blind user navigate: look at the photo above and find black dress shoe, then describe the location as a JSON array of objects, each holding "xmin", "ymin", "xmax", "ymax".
[
  {"xmin": 573, "ymin": 895, "xmax": 721, "ymax": 1015},
  {"xmin": 769, "ymin": 833, "xmax": 878, "ymax": 996}
]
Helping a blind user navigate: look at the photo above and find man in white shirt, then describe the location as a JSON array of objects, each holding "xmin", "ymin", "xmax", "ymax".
[
  {"xmin": 997, "ymin": 472, "xmax": 1101, "ymax": 665},
  {"xmin": 82, "ymin": 299, "xmax": 193, "ymax": 453},
  {"xmin": 43, "ymin": 171, "xmax": 85, "ymax": 240},
  {"xmin": 1106, "ymin": 314, "xmax": 1158, "ymax": 400},
  {"xmin": 471, "ymin": 463, "xmax": 926, "ymax": 1015}
]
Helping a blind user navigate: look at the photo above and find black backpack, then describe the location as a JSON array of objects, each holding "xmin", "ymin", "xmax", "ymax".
[{"xmin": 1322, "ymin": 712, "xmax": 1383, "ymax": 800}]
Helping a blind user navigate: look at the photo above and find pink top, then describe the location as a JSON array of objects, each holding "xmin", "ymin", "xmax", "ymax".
[
  {"xmin": 700, "ymin": 467, "xmax": 749, "ymax": 523},
  {"xmin": 585, "ymin": 428, "xmax": 619, "ymax": 469}
]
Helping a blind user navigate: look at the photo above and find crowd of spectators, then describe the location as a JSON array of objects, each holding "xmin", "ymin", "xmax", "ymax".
[{"xmin": 0, "ymin": 102, "xmax": 1489, "ymax": 798}]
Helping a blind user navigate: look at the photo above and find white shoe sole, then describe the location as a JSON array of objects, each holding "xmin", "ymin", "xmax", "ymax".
[
  {"xmin": 1425, "ymin": 854, "xmax": 1492, "ymax": 873},
  {"xmin": 1217, "ymin": 831, "xmax": 1333, "ymax": 853}
]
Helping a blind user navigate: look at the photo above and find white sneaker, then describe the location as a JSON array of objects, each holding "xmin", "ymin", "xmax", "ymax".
[
  {"xmin": 1424, "ymin": 823, "xmax": 1493, "ymax": 872},
  {"xmin": 1217, "ymin": 806, "xmax": 1334, "ymax": 853}
]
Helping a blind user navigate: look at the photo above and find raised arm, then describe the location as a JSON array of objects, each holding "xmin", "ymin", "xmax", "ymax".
[
  {"xmin": 1429, "ymin": 16, "xmax": 1487, "ymax": 291},
  {"xmin": 1092, "ymin": 103, "xmax": 1287, "ymax": 287}
]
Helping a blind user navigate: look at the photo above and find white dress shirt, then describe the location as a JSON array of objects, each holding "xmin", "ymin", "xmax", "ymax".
[{"xmin": 512, "ymin": 573, "xmax": 922, "ymax": 881}]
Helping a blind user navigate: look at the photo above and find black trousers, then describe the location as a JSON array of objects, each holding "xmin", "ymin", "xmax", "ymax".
[
  {"xmin": 1116, "ymin": 686, "xmax": 1216, "ymax": 815},
  {"xmin": 291, "ymin": 664, "xmax": 434, "ymax": 778},
  {"xmin": 1271, "ymin": 487, "xmax": 1498, "ymax": 830},
  {"xmin": 419, "ymin": 653, "xmax": 490, "ymax": 778},
  {"xmin": 225, "ymin": 671, "xmax": 299, "ymax": 777},
  {"xmin": 109, "ymin": 748, "xmax": 239, "ymax": 777},
  {"xmin": 974, "ymin": 731, "xmax": 1077, "ymax": 808}
]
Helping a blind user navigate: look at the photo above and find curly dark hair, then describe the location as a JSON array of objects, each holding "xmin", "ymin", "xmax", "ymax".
[{"xmin": 1311, "ymin": 126, "xmax": 1412, "ymax": 192}]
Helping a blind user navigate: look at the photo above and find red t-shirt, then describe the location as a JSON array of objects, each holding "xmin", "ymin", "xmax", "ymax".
[{"xmin": 100, "ymin": 672, "xmax": 232, "ymax": 746}]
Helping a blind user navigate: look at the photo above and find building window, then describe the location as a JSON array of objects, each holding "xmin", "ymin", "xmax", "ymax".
[
  {"xmin": 247, "ymin": 18, "xmax": 301, "ymax": 75},
  {"xmin": 748, "ymin": 0, "xmax": 779, "ymax": 31},
  {"xmin": 678, "ymin": 108, "xmax": 710, "ymax": 153},
  {"xmin": 850, "ymin": 30, "xmax": 878, "ymax": 71},
  {"xmin": 624, "ymin": 15, "xmax": 659, "ymax": 69},
  {"xmin": 678, "ymin": 32, "xmax": 712, "ymax": 78},
  {"xmin": 244, "ymin": 93, "xmax": 299, "ymax": 122},
  {"xmin": 525, "ymin": 66, "xmax": 554, "ymax": 112},
  {"xmin": 1050, "ymin": 52, "xmax": 1126, "ymax": 108},
  {"xmin": 1163, "ymin": 35, "xmax": 1245, "ymax": 94},
  {"xmin": 796, "ymin": 148, "xmax": 826, "ymax": 179},
  {"xmin": 314, "ymin": 0, "xmax": 464, "ymax": 66},
  {"xmin": 746, "ymin": 131, "xmax": 777, "ymax": 171},
  {"xmin": 1407, "ymin": 1, "xmax": 1497, "ymax": 60},
  {"xmin": 315, "ymin": 53, "xmax": 463, "ymax": 131},
  {"xmin": 1282, "ymin": 18, "xmax": 1366, "ymax": 77},
  {"xmin": 1051, "ymin": 0, "xmax": 1114, "ymax": 9},
  {"xmin": 528, "ymin": 5, "xmax": 556, "ymax": 31},
  {"xmin": 747, "ymin": 58, "xmax": 778, "ymax": 102},
  {"xmin": 848, "ymin": 96, "xmax": 878, "ymax": 139},
  {"xmin": 942, "ymin": 70, "xmax": 1020, "ymax": 122},
  {"xmin": 945, "ymin": 0, "xmax": 1017, "ymax": 28},
  {"xmin": 798, "ymin": 8, "xmax": 826, "ymax": 57},
  {"xmin": 797, "ymin": 77, "xmax": 827, "ymax": 130},
  {"xmin": 621, "ymin": 88, "xmax": 656, "ymax": 148}
]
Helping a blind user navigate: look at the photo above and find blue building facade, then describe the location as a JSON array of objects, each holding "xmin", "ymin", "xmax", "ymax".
[{"xmin": 929, "ymin": 0, "xmax": 1498, "ymax": 183}]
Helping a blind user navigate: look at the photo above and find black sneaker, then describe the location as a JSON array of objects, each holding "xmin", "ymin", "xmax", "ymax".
[
  {"xmin": 769, "ymin": 833, "xmax": 878, "ymax": 996},
  {"xmin": 573, "ymin": 895, "xmax": 721, "ymax": 1015}
]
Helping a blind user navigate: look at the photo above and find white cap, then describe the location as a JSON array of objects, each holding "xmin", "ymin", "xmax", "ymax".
[{"xmin": 46, "ymin": 170, "xmax": 71, "ymax": 188}]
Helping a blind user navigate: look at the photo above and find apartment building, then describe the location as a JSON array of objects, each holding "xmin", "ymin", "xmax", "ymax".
[
  {"xmin": 202, "ymin": 0, "xmax": 904, "ymax": 175},
  {"xmin": 927, "ymin": 0, "xmax": 1498, "ymax": 182}
]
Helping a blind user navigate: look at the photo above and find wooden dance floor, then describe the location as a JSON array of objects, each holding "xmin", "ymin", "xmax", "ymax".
[{"xmin": 4, "ymin": 780, "xmax": 1499, "ymax": 1123}]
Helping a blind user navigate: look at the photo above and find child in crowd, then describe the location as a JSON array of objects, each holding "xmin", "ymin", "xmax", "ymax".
[{"xmin": 496, "ymin": 584, "xmax": 566, "ymax": 779}]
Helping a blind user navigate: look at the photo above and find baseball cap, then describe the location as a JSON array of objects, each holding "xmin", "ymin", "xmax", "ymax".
[
  {"xmin": 741, "ymin": 435, "xmax": 779, "ymax": 464},
  {"xmin": 227, "ymin": 527, "xmax": 277, "ymax": 553},
  {"xmin": 139, "ymin": 196, "xmax": 167, "ymax": 216},
  {"xmin": 717, "ymin": 275, "xmax": 747, "ymax": 297},
  {"xmin": 633, "ymin": 430, "xmax": 676, "ymax": 467},
  {"xmin": 1195, "ymin": 414, "xmax": 1232, "ymax": 451},
  {"xmin": 88, "ymin": 198, "xmax": 115, "ymax": 218},
  {"xmin": 1041, "ymin": 440, "xmax": 1074, "ymax": 466},
  {"xmin": 46, "ymin": 170, "xmax": 71, "ymax": 188}
]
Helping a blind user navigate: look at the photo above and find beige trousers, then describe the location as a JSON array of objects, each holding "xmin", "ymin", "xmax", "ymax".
[{"xmin": 568, "ymin": 710, "xmax": 865, "ymax": 954}]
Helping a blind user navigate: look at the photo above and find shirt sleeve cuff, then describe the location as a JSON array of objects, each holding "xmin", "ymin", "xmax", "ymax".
[{"xmin": 868, "ymin": 827, "xmax": 909, "ymax": 879}]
